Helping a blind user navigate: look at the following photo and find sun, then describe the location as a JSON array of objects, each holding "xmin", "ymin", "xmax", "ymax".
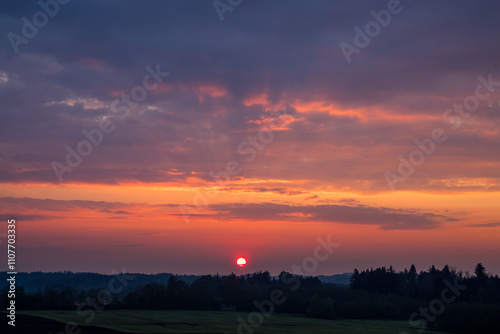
[{"xmin": 236, "ymin": 257, "xmax": 247, "ymax": 267}]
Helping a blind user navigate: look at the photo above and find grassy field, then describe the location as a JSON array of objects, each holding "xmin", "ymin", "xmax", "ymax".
[{"xmin": 20, "ymin": 310, "xmax": 450, "ymax": 334}]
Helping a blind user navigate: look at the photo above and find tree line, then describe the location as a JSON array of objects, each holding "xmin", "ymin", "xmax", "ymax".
[{"xmin": 2, "ymin": 264, "xmax": 499, "ymax": 333}]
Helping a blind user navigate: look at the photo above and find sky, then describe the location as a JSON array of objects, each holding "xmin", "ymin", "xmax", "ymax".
[{"xmin": 1, "ymin": 0, "xmax": 500, "ymax": 276}]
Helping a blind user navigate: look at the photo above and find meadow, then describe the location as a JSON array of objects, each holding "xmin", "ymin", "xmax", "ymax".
[{"xmin": 20, "ymin": 310, "xmax": 450, "ymax": 334}]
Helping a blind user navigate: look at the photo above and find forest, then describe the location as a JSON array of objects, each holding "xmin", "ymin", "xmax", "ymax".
[{"xmin": 2, "ymin": 263, "xmax": 499, "ymax": 334}]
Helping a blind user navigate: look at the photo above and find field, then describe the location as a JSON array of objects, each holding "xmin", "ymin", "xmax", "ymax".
[{"xmin": 14, "ymin": 310, "xmax": 451, "ymax": 334}]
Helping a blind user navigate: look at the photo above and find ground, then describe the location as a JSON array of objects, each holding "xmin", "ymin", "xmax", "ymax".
[{"xmin": 0, "ymin": 310, "xmax": 453, "ymax": 334}]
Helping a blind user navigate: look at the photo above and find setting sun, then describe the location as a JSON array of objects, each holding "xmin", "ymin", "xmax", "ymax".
[{"xmin": 236, "ymin": 257, "xmax": 247, "ymax": 267}]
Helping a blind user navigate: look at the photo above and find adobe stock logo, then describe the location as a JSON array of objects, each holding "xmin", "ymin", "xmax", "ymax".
[
  {"xmin": 339, "ymin": 0, "xmax": 412, "ymax": 64},
  {"xmin": 51, "ymin": 64, "xmax": 169, "ymax": 182},
  {"xmin": 213, "ymin": 0, "xmax": 244, "ymax": 22},
  {"xmin": 384, "ymin": 74, "xmax": 500, "ymax": 191},
  {"xmin": 7, "ymin": 0, "xmax": 71, "ymax": 54},
  {"xmin": 234, "ymin": 235, "xmax": 339, "ymax": 334}
]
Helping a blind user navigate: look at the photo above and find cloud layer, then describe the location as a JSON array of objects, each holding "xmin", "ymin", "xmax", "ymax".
[
  {"xmin": 1, "ymin": 1, "xmax": 500, "ymax": 274},
  {"xmin": 0, "ymin": 0, "xmax": 499, "ymax": 192}
]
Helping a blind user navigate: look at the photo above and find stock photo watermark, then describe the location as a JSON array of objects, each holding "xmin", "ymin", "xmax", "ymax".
[
  {"xmin": 51, "ymin": 64, "xmax": 169, "ymax": 182},
  {"xmin": 7, "ymin": 0, "xmax": 71, "ymax": 54},
  {"xmin": 384, "ymin": 73, "xmax": 500, "ymax": 190},
  {"xmin": 401, "ymin": 278, "xmax": 466, "ymax": 334},
  {"xmin": 5, "ymin": 219, "xmax": 17, "ymax": 327},
  {"xmin": 339, "ymin": 0, "xmax": 412, "ymax": 64},
  {"xmin": 179, "ymin": 105, "xmax": 288, "ymax": 223},
  {"xmin": 234, "ymin": 235, "xmax": 339, "ymax": 334},
  {"xmin": 49, "ymin": 268, "xmax": 135, "ymax": 334},
  {"xmin": 213, "ymin": 0, "xmax": 244, "ymax": 22}
]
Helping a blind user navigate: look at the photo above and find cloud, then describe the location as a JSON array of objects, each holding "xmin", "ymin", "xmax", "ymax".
[
  {"xmin": 305, "ymin": 195, "xmax": 318, "ymax": 200},
  {"xmin": 220, "ymin": 186, "xmax": 307, "ymax": 196},
  {"xmin": 0, "ymin": 0, "xmax": 499, "ymax": 193},
  {"xmin": 0, "ymin": 214, "xmax": 60, "ymax": 221},
  {"xmin": 466, "ymin": 222, "xmax": 500, "ymax": 228},
  {"xmin": 0, "ymin": 196, "xmax": 132, "ymax": 213},
  {"xmin": 207, "ymin": 202, "xmax": 446, "ymax": 230},
  {"xmin": 0, "ymin": 196, "xmax": 448, "ymax": 230}
]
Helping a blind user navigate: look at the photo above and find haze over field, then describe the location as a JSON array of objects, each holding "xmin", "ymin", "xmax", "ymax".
[{"xmin": 1, "ymin": 0, "xmax": 500, "ymax": 275}]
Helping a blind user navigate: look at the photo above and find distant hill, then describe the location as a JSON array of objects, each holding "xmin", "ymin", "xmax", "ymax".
[
  {"xmin": 0, "ymin": 271, "xmax": 352, "ymax": 293},
  {"xmin": 0, "ymin": 271, "xmax": 199, "ymax": 293},
  {"xmin": 317, "ymin": 273, "xmax": 352, "ymax": 286}
]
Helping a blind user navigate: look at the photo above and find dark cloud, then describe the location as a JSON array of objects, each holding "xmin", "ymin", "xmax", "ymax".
[
  {"xmin": 466, "ymin": 222, "xmax": 500, "ymax": 228},
  {"xmin": 0, "ymin": 213, "xmax": 59, "ymax": 221},
  {"xmin": 207, "ymin": 202, "xmax": 445, "ymax": 230},
  {"xmin": 0, "ymin": 196, "xmax": 131, "ymax": 212},
  {"xmin": 220, "ymin": 187, "xmax": 307, "ymax": 196},
  {"xmin": 0, "ymin": 196, "xmax": 447, "ymax": 230},
  {"xmin": 305, "ymin": 195, "xmax": 319, "ymax": 200}
]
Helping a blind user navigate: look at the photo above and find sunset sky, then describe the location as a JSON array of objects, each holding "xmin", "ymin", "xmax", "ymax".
[{"xmin": 1, "ymin": 0, "xmax": 500, "ymax": 276}]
